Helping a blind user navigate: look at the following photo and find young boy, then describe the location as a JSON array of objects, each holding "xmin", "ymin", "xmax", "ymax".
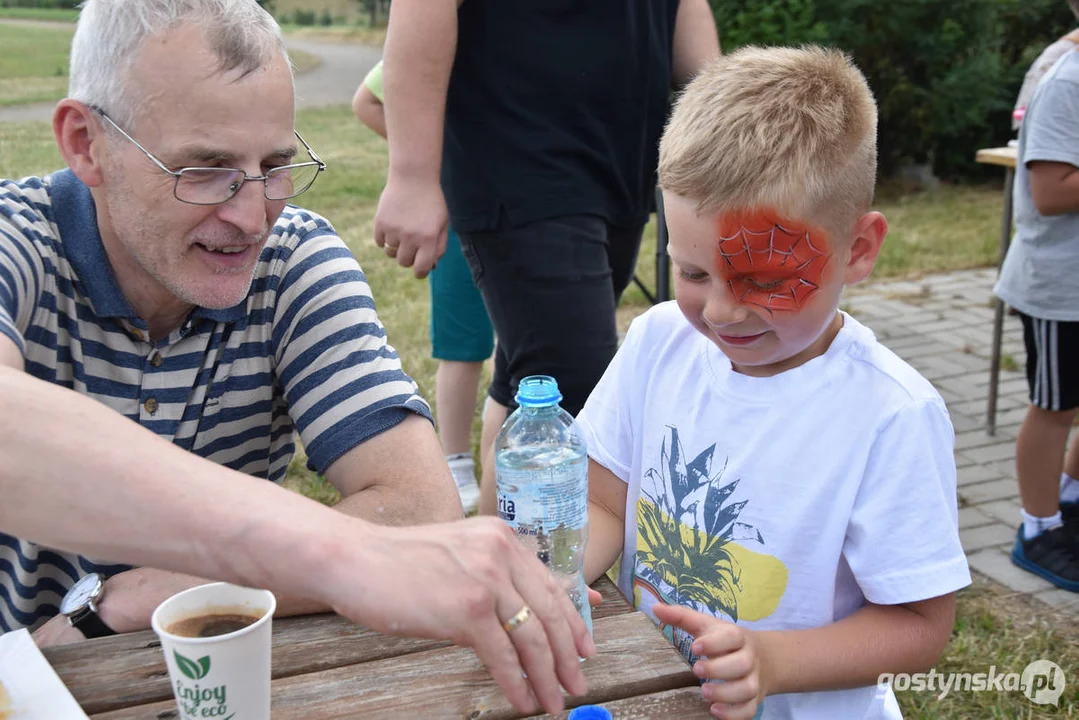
[
  {"xmin": 994, "ymin": 39, "xmax": 1079, "ymax": 590},
  {"xmin": 578, "ymin": 46, "xmax": 971, "ymax": 719}
]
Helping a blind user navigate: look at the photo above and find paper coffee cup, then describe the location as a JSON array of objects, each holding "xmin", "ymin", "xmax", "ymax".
[{"xmin": 151, "ymin": 583, "xmax": 276, "ymax": 720}]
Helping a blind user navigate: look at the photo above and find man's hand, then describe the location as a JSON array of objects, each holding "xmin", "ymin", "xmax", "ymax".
[
  {"xmin": 652, "ymin": 603, "xmax": 770, "ymax": 720},
  {"xmin": 373, "ymin": 175, "xmax": 448, "ymax": 278},
  {"xmin": 326, "ymin": 516, "xmax": 596, "ymax": 715}
]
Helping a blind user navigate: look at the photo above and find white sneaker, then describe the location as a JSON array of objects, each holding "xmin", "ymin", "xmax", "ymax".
[{"xmin": 448, "ymin": 453, "xmax": 481, "ymax": 514}]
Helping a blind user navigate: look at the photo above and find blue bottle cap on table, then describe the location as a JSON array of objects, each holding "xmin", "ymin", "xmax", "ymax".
[
  {"xmin": 515, "ymin": 375, "xmax": 563, "ymax": 407},
  {"xmin": 568, "ymin": 706, "xmax": 613, "ymax": 720}
]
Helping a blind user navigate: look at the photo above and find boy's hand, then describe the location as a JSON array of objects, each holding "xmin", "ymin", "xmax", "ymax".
[{"xmin": 652, "ymin": 603, "xmax": 769, "ymax": 720}]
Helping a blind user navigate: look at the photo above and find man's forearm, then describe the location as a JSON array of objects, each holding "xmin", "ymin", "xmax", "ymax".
[
  {"xmin": 756, "ymin": 596, "xmax": 955, "ymax": 696},
  {"xmin": 0, "ymin": 367, "xmax": 360, "ymax": 605},
  {"xmin": 383, "ymin": 0, "xmax": 458, "ymax": 180}
]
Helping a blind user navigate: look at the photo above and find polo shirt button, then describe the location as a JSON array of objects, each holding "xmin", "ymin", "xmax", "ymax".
[
  {"xmin": 144, "ymin": 398, "xmax": 159, "ymax": 414},
  {"xmin": 150, "ymin": 353, "xmax": 163, "ymax": 368}
]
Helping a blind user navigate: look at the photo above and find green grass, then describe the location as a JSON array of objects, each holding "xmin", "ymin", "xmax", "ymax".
[
  {"xmin": 0, "ymin": 24, "xmax": 73, "ymax": 106},
  {"xmin": 874, "ymin": 183, "xmax": 1003, "ymax": 278},
  {"xmin": 900, "ymin": 576, "xmax": 1077, "ymax": 718},
  {"xmin": 0, "ymin": 7, "xmax": 79, "ymax": 22},
  {"xmin": 2, "ymin": 109, "xmax": 1073, "ymax": 720},
  {"xmin": 278, "ymin": 23, "xmax": 386, "ymax": 47}
]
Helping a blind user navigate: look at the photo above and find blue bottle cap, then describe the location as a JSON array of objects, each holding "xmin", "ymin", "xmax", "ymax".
[
  {"xmin": 514, "ymin": 375, "xmax": 563, "ymax": 407},
  {"xmin": 568, "ymin": 706, "xmax": 613, "ymax": 720}
]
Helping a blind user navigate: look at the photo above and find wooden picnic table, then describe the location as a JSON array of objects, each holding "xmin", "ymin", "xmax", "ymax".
[
  {"xmin": 41, "ymin": 577, "xmax": 713, "ymax": 719},
  {"xmin": 974, "ymin": 145, "xmax": 1018, "ymax": 436}
]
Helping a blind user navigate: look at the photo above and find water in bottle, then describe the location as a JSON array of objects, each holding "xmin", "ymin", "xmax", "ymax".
[{"xmin": 495, "ymin": 375, "xmax": 593, "ymax": 635}]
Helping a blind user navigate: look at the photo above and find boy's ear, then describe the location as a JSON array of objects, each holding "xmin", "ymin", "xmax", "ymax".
[{"xmin": 843, "ymin": 211, "xmax": 887, "ymax": 285}]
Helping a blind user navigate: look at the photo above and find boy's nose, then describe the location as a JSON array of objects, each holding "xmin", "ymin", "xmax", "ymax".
[{"xmin": 703, "ymin": 283, "xmax": 749, "ymax": 328}]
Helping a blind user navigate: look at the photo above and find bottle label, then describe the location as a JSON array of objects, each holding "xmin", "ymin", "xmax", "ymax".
[{"xmin": 496, "ymin": 461, "xmax": 587, "ymax": 533}]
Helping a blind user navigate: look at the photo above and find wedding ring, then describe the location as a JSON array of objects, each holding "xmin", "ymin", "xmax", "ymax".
[{"xmin": 502, "ymin": 605, "xmax": 532, "ymax": 633}]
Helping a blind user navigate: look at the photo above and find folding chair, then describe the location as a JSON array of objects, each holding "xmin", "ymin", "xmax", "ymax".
[{"xmin": 631, "ymin": 186, "xmax": 671, "ymax": 305}]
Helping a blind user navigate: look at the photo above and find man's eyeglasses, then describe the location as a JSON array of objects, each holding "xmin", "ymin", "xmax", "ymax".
[{"xmin": 92, "ymin": 107, "xmax": 327, "ymax": 206}]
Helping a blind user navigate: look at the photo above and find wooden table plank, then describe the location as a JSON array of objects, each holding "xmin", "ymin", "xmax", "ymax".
[
  {"xmin": 975, "ymin": 146, "xmax": 1017, "ymax": 168},
  {"xmin": 46, "ymin": 577, "xmax": 631, "ymax": 714},
  {"xmin": 90, "ymin": 611, "xmax": 697, "ymax": 720},
  {"xmin": 529, "ymin": 686, "xmax": 713, "ymax": 719},
  {"xmin": 44, "ymin": 616, "xmax": 448, "ymax": 714}
]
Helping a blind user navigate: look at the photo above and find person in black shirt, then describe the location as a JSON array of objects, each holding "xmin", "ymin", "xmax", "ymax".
[{"xmin": 375, "ymin": 0, "xmax": 721, "ymax": 515}]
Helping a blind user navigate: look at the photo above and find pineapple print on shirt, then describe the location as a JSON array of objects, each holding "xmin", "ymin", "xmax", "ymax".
[{"xmin": 633, "ymin": 426, "xmax": 789, "ymax": 662}]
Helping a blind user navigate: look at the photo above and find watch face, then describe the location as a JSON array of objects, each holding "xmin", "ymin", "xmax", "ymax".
[{"xmin": 60, "ymin": 574, "xmax": 102, "ymax": 615}]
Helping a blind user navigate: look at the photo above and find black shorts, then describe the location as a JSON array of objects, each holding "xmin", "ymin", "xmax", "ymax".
[
  {"xmin": 1019, "ymin": 312, "xmax": 1079, "ymax": 411},
  {"xmin": 459, "ymin": 215, "xmax": 644, "ymax": 416}
]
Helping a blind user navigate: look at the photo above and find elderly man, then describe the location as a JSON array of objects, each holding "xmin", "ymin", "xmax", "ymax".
[{"xmin": 0, "ymin": 0, "xmax": 590, "ymax": 713}]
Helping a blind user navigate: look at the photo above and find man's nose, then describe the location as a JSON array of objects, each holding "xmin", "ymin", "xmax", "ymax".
[{"xmin": 217, "ymin": 178, "xmax": 268, "ymax": 237}]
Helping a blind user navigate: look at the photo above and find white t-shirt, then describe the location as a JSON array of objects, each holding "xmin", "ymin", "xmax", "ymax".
[{"xmin": 577, "ymin": 303, "xmax": 971, "ymax": 720}]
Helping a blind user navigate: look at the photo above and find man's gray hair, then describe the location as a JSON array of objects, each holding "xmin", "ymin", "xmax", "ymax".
[{"xmin": 69, "ymin": 0, "xmax": 290, "ymax": 128}]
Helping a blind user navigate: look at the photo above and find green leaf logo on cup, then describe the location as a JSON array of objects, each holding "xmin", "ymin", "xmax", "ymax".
[{"xmin": 175, "ymin": 651, "xmax": 211, "ymax": 681}]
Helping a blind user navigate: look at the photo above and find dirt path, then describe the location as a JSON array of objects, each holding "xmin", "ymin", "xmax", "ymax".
[{"xmin": 0, "ymin": 21, "xmax": 381, "ymax": 123}]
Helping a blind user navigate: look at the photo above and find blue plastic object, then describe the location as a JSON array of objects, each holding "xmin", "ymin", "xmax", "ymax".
[
  {"xmin": 514, "ymin": 374, "xmax": 563, "ymax": 407},
  {"xmin": 568, "ymin": 705, "xmax": 613, "ymax": 720}
]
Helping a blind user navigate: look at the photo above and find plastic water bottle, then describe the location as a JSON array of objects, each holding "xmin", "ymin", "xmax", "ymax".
[{"xmin": 495, "ymin": 375, "xmax": 593, "ymax": 635}]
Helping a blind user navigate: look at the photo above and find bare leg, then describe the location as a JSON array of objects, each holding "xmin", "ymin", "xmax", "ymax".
[
  {"xmin": 435, "ymin": 361, "xmax": 484, "ymax": 455},
  {"xmin": 1016, "ymin": 405, "xmax": 1079, "ymax": 517},
  {"xmin": 478, "ymin": 397, "xmax": 509, "ymax": 516},
  {"xmin": 1062, "ymin": 428, "xmax": 1079, "ymax": 482}
]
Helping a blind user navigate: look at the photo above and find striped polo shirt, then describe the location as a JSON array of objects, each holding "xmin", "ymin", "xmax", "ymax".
[{"xmin": 0, "ymin": 170, "xmax": 432, "ymax": 632}]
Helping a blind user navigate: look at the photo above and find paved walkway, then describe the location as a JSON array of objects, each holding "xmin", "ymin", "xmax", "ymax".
[{"xmin": 844, "ymin": 268, "xmax": 1079, "ymax": 617}]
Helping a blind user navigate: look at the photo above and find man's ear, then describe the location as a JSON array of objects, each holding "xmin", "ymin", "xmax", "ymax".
[
  {"xmin": 843, "ymin": 211, "xmax": 887, "ymax": 285},
  {"xmin": 52, "ymin": 100, "xmax": 107, "ymax": 188}
]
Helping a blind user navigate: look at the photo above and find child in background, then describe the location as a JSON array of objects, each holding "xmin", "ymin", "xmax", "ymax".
[
  {"xmin": 994, "ymin": 37, "xmax": 1079, "ymax": 591},
  {"xmin": 578, "ymin": 46, "xmax": 970, "ymax": 719},
  {"xmin": 1012, "ymin": 1, "xmax": 1079, "ymax": 130},
  {"xmin": 354, "ymin": 61, "xmax": 491, "ymax": 513}
]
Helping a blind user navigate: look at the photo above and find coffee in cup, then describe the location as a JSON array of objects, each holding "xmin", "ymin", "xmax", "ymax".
[{"xmin": 165, "ymin": 610, "xmax": 264, "ymax": 638}]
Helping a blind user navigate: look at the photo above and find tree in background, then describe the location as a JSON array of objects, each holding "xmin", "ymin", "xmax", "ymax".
[{"xmin": 709, "ymin": 0, "xmax": 1076, "ymax": 180}]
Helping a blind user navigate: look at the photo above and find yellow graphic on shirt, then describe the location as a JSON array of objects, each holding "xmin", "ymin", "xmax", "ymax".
[{"xmin": 633, "ymin": 427, "xmax": 788, "ymax": 627}]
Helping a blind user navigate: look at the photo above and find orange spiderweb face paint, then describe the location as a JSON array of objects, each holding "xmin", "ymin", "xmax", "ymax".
[{"xmin": 715, "ymin": 208, "xmax": 832, "ymax": 313}]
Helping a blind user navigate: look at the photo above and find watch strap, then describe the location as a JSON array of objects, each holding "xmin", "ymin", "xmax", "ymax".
[{"xmin": 69, "ymin": 608, "xmax": 117, "ymax": 639}]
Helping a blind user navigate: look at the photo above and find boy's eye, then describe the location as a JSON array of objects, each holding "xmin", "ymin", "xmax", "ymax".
[
  {"xmin": 678, "ymin": 269, "xmax": 709, "ymax": 283},
  {"xmin": 744, "ymin": 277, "xmax": 786, "ymax": 290}
]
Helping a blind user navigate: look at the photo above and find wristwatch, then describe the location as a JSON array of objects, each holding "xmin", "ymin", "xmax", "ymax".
[{"xmin": 59, "ymin": 573, "xmax": 116, "ymax": 639}]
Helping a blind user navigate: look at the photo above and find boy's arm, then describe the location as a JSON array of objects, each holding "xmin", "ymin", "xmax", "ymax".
[
  {"xmin": 584, "ymin": 459, "xmax": 627, "ymax": 585},
  {"xmin": 1028, "ymin": 161, "xmax": 1079, "ymax": 216},
  {"xmin": 352, "ymin": 83, "xmax": 387, "ymax": 139},
  {"xmin": 755, "ymin": 593, "xmax": 955, "ymax": 695}
]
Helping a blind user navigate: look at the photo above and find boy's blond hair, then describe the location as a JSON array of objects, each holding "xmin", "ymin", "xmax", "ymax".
[{"xmin": 659, "ymin": 45, "xmax": 877, "ymax": 240}]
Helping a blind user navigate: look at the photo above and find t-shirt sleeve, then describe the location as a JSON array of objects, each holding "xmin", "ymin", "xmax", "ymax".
[
  {"xmin": 576, "ymin": 314, "xmax": 650, "ymax": 483},
  {"xmin": 362, "ymin": 60, "xmax": 385, "ymax": 104},
  {"xmin": 844, "ymin": 398, "xmax": 972, "ymax": 605},
  {"xmin": 269, "ymin": 215, "xmax": 431, "ymax": 474},
  {"xmin": 1022, "ymin": 74, "xmax": 1079, "ymax": 169},
  {"xmin": 0, "ymin": 181, "xmax": 47, "ymax": 356}
]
